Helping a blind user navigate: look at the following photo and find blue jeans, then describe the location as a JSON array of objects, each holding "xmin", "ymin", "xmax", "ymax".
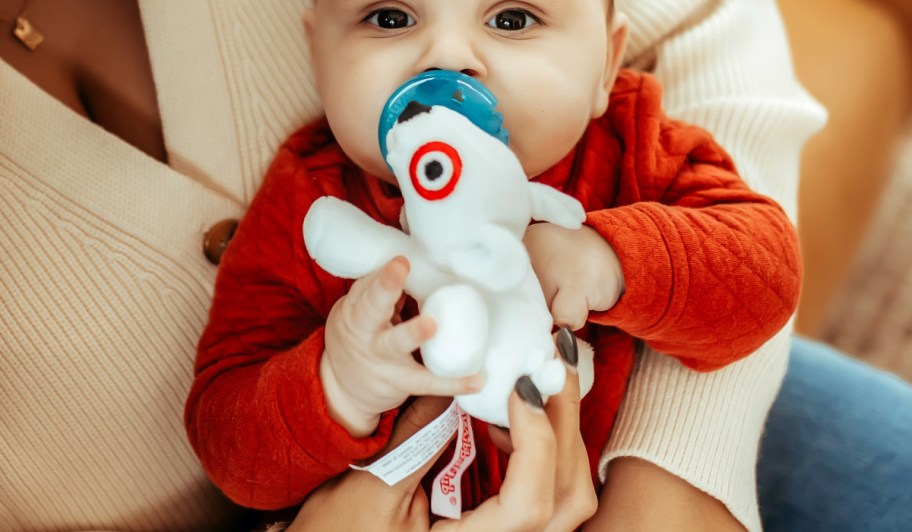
[{"xmin": 758, "ymin": 337, "xmax": 912, "ymax": 531}]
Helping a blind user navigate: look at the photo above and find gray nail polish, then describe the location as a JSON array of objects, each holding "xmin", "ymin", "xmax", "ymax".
[
  {"xmin": 515, "ymin": 376, "xmax": 544, "ymax": 410},
  {"xmin": 556, "ymin": 327, "xmax": 579, "ymax": 367}
]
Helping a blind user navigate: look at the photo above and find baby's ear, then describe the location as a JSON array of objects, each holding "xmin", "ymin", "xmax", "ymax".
[{"xmin": 594, "ymin": 12, "xmax": 630, "ymax": 117}]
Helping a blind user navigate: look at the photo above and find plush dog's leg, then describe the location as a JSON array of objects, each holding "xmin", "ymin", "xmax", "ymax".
[{"xmin": 420, "ymin": 284, "xmax": 489, "ymax": 378}]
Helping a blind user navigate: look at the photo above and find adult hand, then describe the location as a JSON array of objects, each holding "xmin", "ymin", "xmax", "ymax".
[
  {"xmin": 289, "ymin": 343, "xmax": 595, "ymax": 531},
  {"xmin": 457, "ymin": 340, "xmax": 597, "ymax": 532},
  {"xmin": 286, "ymin": 394, "xmax": 451, "ymax": 532}
]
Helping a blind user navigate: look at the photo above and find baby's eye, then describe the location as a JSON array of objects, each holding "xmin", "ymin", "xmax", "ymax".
[
  {"xmin": 485, "ymin": 9, "xmax": 539, "ymax": 31},
  {"xmin": 364, "ymin": 9, "xmax": 415, "ymax": 29}
]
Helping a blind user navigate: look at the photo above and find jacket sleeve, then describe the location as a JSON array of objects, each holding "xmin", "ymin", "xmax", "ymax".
[
  {"xmin": 184, "ymin": 144, "xmax": 396, "ymax": 510},
  {"xmin": 584, "ymin": 74, "xmax": 802, "ymax": 371}
]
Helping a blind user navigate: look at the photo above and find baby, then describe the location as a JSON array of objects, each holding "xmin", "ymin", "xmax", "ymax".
[{"xmin": 185, "ymin": 0, "xmax": 802, "ymax": 515}]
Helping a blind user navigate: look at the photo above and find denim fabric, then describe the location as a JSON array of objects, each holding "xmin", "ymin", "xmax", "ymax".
[{"xmin": 758, "ymin": 337, "xmax": 912, "ymax": 531}]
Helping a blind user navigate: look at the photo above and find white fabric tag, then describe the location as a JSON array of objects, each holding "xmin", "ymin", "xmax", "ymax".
[
  {"xmin": 431, "ymin": 407, "xmax": 477, "ymax": 520},
  {"xmin": 349, "ymin": 400, "xmax": 460, "ymax": 486}
]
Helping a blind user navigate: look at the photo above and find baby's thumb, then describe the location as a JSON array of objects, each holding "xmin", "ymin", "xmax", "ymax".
[{"xmin": 550, "ymin": 288, "xmax": 588, "ymax": 331}]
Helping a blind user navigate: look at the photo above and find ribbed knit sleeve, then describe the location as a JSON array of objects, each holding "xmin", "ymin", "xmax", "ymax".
[{"xmin": 601, "ymin": 1, "xmax": 827, "ymax": 531}]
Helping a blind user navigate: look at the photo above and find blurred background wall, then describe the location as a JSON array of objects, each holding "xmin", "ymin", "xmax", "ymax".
[{"xmin": 779, "ymin": 0, "xmax": 912, "ymax": 380}]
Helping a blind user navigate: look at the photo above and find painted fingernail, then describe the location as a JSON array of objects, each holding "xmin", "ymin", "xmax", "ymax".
[
  {"xmin": 515, "ymin": 376, "xmax": 544, "ymax": 410},
  {"xmin": 556, "ymin": 327, "xmax": 579, "ymax": 367}
]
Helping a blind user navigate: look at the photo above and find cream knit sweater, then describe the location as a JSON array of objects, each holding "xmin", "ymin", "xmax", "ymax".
[{"xmin": 0, "ymin": 1, "xmax": 824, "ymax": 530}]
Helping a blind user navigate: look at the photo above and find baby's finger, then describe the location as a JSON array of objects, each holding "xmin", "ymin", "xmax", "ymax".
[
  {"xmin": 351, "ymin": 257, "xmax": 410, "ymax": 329},
  {"xmin": 550, "ymin": 287, "xmax": 588, "ymax": 331},
  {"xmin": 379, "ymin": 314, "xmax": 436, "ymax": 359},
  {"xmin": 400, "ymin": 363, "xmax": 484, "ymax": 398}
]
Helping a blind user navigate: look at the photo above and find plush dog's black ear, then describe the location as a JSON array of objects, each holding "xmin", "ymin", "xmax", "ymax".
[{"xmin": 398, "ymin": 100, "xmax": 432, "ymax": 123}]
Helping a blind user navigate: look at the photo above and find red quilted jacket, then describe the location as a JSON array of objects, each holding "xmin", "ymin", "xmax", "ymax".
[{"xmin": 185, "ymin": 70, "xmax": 801, "ymax": 510}]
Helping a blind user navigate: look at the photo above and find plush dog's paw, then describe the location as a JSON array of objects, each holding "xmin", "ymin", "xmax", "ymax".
[{"xmin": 422, "ymin": 284, "xmax": 488, "ymax": 377}]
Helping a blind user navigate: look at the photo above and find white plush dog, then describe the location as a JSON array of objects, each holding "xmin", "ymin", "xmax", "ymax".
[{"xmin": 304, "ymin": 102, "xmax": 590, "ymax": 427}]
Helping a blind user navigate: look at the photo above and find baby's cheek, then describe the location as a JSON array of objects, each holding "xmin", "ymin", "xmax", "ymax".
[
  {"xmin": 512, "ymin": 102, "xmax": 593, "ymax": 177},
  {"xmin": 514, "ymin": 128, "xmax": 581, "ymax": 178},
  {"xmin": 326, "ymin": 114, "xmax": 389, "ymax": 179}
]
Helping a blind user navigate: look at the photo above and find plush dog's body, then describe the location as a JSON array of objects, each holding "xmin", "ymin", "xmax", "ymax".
[{"xmin": 304, "ymin": 104, "xmax": 586, "ymax": 426}]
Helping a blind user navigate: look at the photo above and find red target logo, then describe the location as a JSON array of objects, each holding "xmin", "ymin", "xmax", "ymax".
[{"xmin": 409, "ymin": 141, "xmax": 462, "ymax": 201}]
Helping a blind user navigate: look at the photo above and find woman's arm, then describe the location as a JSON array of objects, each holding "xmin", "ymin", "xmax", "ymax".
[
  {"xmin": 596, "ymin": 1, "xmax": 826, "ymax": 530},
  {"xmin": 586, "ymin": 458, "xmax": 743, "ymax": 531}
]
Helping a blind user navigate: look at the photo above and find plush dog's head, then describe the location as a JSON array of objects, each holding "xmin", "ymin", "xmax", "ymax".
[{"xmin": 385, "ymin": 103, "xmax": 531, "ymax": 250}]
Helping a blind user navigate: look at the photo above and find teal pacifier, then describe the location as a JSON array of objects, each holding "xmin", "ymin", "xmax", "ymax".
[{"xmin": 378, "ymin": 70, "xmax": 510, "ymax": 165}]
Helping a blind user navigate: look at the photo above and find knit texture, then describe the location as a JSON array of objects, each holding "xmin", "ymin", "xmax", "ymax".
[
  {"xmin": 187, "ymin": 70, "xmax": 801, "ymax": 512},
  {"xmin": 0, "ymin": 0, "xmax": 824, "ymax": 530},
  {"xmin": 0, "ymin": 0, "xmax": 314, "ymax": 529},
  {"xmin": 0, "ymin": 61, "xmax": 242, "ymax": 529},
  {"xmin": 601, "ymin": 3, "xmax": 825, "ymax": 531}
]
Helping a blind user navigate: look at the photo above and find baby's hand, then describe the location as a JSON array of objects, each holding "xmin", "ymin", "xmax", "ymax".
[
  {"xmin": 524, "ymin": 223, "xmax": 625, "ymax": 330},
  {"xmin": 320, "ymin": 256, "xmax": 484, "ymax": 437}
]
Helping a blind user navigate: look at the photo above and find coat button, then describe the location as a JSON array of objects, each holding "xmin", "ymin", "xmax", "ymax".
[{"xmin": 203, "ymin": 219, "xmax": 239, "ymax": 265}]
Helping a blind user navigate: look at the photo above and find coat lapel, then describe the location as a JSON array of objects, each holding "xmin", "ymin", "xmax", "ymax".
[{"xmin": 138, "ymin": 0, "xmax": 322, "ymax": 206}]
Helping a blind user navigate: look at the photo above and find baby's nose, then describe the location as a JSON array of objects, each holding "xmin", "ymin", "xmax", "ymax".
[
  {"xmin": 424, "ymin": 66, "xmax": 480, "ymax": 78},
  {"xmin": 414, "ymin": 30, "xmax": 487, "ymax": 79}
]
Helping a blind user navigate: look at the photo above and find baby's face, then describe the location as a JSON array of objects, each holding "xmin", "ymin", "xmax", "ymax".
[{"xmin": 305, "ymin": 0, "xmax": 625, "ymax": 181}]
